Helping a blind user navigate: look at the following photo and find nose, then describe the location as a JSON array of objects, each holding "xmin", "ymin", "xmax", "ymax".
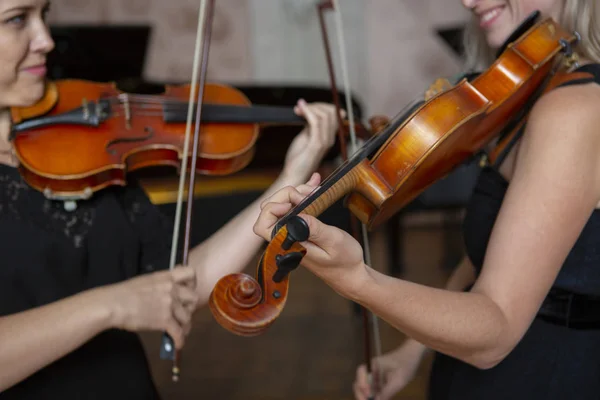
[
  {"xmin": 31, "ymin": 22, "xmax": 55, "ymax": 55},
  {"xmin": 461, "ymin": 0, "xmax": 478, "ymax": 9}
]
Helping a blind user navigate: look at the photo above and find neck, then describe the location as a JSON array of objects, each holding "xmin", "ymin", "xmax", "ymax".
[
  {"xmin": 0, "ymin": 108, "xmax": 16, "ymax": 166},
  {"xmin": 0, "ymin": 108, "xmax": 11, "ymax": 144}
]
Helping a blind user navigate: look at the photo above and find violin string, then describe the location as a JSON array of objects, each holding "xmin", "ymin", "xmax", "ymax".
[{"xmin": 331, "ymin": 0, "xmax": 383, "ymax": 396}]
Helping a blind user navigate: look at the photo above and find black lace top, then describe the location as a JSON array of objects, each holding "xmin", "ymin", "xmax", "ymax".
[{"xmin": 0, "ymin": 164, "xmax": 171, "ymax": 398}]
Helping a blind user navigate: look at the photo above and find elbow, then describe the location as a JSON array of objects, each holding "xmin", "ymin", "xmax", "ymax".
[
  {"xmin": 469, "ymin": 352, "xmax": 507, "ymax": 370},
  {"xmin": 463, "ymin": 343, "xmax": 514, "ymax": 370}
]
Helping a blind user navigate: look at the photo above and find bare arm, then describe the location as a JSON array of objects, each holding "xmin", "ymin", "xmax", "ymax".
[
  {"xmin": 404, "ymin": 255, "xmax": 476, "ymax": 335},
  {"xmin": 0, "ymin": 289, "xmax": 112, "ymax": 391},
  {"xmin": 254, "ymin": 83, "xmax": 600, "ymax": 370},
  {"xmin": 0, "ymin": 267, "xmax": 198, "ymax": 391},
  {"xmin": 348, "ymin": 84, "xmax": 600, "ymax": 368}
]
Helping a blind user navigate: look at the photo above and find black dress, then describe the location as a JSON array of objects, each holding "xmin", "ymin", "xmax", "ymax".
[
  {"xmin": 0, "ymin": 163, "xmax": 172, "ymax": 398},
  {"xmin": 428, "ymin": 64, "xmax": 600, "ymax": 399}
]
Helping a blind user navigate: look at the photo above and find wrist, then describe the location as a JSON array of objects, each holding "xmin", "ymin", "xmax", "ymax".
[
  {"xmin": 402, "ymin": 338, "xmax": 428, "ymax": 355},
  {"xmin": 342, "ymin": 262, "xmax": 372, "ymax": 303},
  {"xmin": 274, "ymin": 169, "xmax": 303, "ymax": 188},
  {"xmin": 81, "ymin": 286, "xmax": 120, "ymax": 331}
]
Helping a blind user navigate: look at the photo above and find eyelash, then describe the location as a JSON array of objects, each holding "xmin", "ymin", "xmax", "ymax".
[
  {"xmin": 6, "ymin": 14, "xmax": 26, "ymax": 26},
  {"xmin": 4, "ymin": 5, "xmax": 51, "ymax": 27}
]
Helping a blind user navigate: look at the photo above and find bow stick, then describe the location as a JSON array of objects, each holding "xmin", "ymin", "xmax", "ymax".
[
  {"xmin": 317, "ymin": 2, "xmax": 382, "ymax": 398},
  {"xmin": 159, "ymin": 0, "xmax": 215, "ymax": 382}
]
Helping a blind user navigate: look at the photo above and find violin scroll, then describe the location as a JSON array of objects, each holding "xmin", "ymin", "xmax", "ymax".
[{"xmin": 209, "ymin": 216, "xmax": 309, "ymax": 336}]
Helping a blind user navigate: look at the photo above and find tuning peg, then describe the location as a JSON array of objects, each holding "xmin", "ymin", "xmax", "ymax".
[
  {"xmin": 281, "ymin": 216, "xmax": 310, "ymax": 250},
  {"xmin": 273, "ymin": 252, "xmax": 304, "ymax": 282}
]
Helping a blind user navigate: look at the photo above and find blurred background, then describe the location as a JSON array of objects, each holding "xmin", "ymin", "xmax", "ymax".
[{"xmin": 46, "ymin": 1, "xmax": 480, "ymax": 398}]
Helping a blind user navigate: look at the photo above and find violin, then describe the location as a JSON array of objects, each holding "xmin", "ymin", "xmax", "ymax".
[
  {"xmin": 9, "ymin": 79, "xmax": 374, "ymax": 202},
  {"xmin": 208, "ymin": 14, "xmax": 583, "ymax": 336}
]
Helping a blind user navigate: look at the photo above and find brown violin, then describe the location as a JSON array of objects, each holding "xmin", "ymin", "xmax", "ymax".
[
  {"xmin": 9, "ymin": 79, "xmax": 372, "ymax": 201},
  {"xmin": 208, "ymin": 15, "xmax": 582, "ymax": 336}
]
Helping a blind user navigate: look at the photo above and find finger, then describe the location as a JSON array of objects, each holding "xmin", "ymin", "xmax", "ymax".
[
  {"xmin": 171, "ymin": 266, "xmax": 197, "ymax": 287},
  {"xmin": 355, "ymin": 365, "xmax": 372, "ymax": 395},
  {"xmin": 295, "ymin": 213, "xmax": 345, "ymax": 254},
  {"xmin": 308, "ymin": 106, "xmax": 328, "ymax": 145},
  {"xmin": 353, "ymin": 382, "xmax": 368, "ymax": 400},
  {"xmin": 293, "ymin": 98, "xmax": 305, "ymax": 116},
  {"xmin": 183, "ymin": 321, "xmax": 192, "ymax": 337},
  {"xmin": 306, "ymin": 172, "xmax": 321, "ymax": 187},
  {"xmin": 253, "ymin": 202, "xmax": 294, "ymax": 240},
  {"xmin": 165, "ymin": 318, "xmax": 184, "ymax": 349},
  {"xmin": 379, "ymin": 382, "xmax": 402, "ymax": 400},
  {"xmin": 174, "ymin": 284, "xmax": 199, "ymax": 308},
  {"xmin": 171, "ymin": 299, "xmax": 192, "ymax": 327},
  {"xmin": 296, "ymin": 99, "xmax": 320, "ymax": 133},
  {"xmin": 260, "ymin": 186, "xmax": 309, "ymax": 210},
  {"xmin": 379, "ymin": 373, "xmax": 410, "ymax": 400}
]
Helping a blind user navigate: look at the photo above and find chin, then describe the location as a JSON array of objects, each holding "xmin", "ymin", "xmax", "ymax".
[
  {"xmin": 485, "ymin": 27, "xmax": 513, "ymax": 53},
  {"xmin": 14, "ymin": 83, "xmax": 46, "ymax": 107}
]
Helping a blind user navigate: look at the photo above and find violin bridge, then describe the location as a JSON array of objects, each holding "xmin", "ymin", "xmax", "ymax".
[
  {"xmin": 123, "ymin": 94, "xmax": 132, "ymax": 129},
  {"xmin": 82, "ymin": 98, "xmax": 89, "ymax": 120}
]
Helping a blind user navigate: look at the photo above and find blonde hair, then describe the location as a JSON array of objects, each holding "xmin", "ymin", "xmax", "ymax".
[{"xmin": 463, "ymin": 0, "xmax": 600, "ymax": 71}]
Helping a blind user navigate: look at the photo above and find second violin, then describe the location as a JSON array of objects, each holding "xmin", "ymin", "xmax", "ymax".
[{"xmin": 9, "ymin": 79, "xmax": 371, "ymax": 201}]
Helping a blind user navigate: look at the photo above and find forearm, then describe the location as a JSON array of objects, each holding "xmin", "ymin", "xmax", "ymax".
[
  {"xmin": 445, "ymin": 256, "xmax": 476, "ymax": 292},
  {"xmin": 190, "ymin": 172, "xmax": 303, "ymax": 305},
  {"xmin": 401, "ymin": 256, "xmax": 477, "ymax": 351},
  {"xmin": 351, "ymin": 265, "xmax": 509, "ymax": 369},
  {"xmin": 0, "ymin": 288, "xmax": 112, "ymax": 391}
]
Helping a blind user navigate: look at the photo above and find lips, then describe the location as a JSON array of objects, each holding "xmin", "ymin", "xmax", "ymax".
[
  {"xmin": 21, "ymin": 64, "xmax": 47, "ymax": 77},
  {"xmin": 478, "ymin": 5, "xmax": 505, "ymax": 28}
]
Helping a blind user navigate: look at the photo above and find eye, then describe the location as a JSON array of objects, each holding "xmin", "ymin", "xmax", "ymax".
[
  {"xmin": 42, "ymin": 4, "xmax": 51, "ymax": 20},
  {"xmin": 5, "ymin": 13, "xmax": 26, "ymax": 26}
]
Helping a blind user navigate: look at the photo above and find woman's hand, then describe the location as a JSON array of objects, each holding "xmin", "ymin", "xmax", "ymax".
[
  {"xmin": 253, "ymin": 175, "xmax": 367, "ymax": 296},
  {"xmin": 280, "ymin": 100, "xmax": 342, "ymax": 185},
  {"xmin": 100, "ymin": 266, "xmax": 199, "ymax": 349},
  {"xmin": 354, "ymin": 339, "xmax": 427, "ymax": 400}
]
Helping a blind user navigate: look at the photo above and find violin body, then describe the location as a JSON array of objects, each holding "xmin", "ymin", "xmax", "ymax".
[
  {"xmin": 209, "ymin": 16, "xmax": 581, "ymax": 336},
  {"xmin": 11, "ymin": 80, "xmax": 264, "ymax": 200}
]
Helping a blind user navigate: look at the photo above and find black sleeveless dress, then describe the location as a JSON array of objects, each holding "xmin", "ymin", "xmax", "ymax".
[
  {"xmin": 0, "ymin": 164, "xmax": 172, "ymax": 398},
  {"xmin": 428, "ymin": 64, "xmax": 600, "ymax": 399}
]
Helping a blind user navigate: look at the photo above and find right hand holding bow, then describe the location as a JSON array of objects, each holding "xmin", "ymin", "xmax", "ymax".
[
  {"xmin": 99, "ymin": 266, "xmax": 199, "ymax": 350},
  {"xmin": 354, "ymin": 339, "xmax": 427, "ymax": 400}
]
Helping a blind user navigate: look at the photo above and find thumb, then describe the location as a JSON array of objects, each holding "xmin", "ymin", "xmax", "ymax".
[
  {"xmin": 305, "ymin": 172, "xmax": 321, "ymax": 188},
  {"xmin": 295, "ymin": 213, "xmax": 346, "ymax": 258}
]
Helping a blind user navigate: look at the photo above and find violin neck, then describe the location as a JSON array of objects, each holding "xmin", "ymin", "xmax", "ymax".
[
  {"xmin": 272, "ymin": 103, "xmax": 417, "ymax": 233},
  {"xmin": 273, "ymin": 130, "xmax": 391, "ymax": 233},
  {"xmin": 163, "ymin": 104, "xmax": 305, "ymax": 125}
]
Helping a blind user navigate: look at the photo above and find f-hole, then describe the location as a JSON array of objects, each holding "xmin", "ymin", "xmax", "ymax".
[{"xmin": 106, "ymin": 127, "xmax": 154, "ymax": 156}]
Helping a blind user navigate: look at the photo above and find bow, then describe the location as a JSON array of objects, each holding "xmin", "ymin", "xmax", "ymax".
[
  {"xmin": 159, "ymin": 0, "xmax": 215, "ymax": 382},
  {"xmin": 316, "ymin": 2, "xmax": 382, "ymax": 398}
]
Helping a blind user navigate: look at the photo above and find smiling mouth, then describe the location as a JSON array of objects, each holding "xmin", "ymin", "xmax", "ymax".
[{"xmin": 479, "ymin": 6, "xmax": 505, "ymax": 28}]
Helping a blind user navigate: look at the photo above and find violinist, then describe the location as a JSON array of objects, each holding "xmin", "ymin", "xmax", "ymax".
[
  {"xmin": 0, "ymin": 0, "xmax": 341, "ymax": 397},
  {"xmin": 253, "ymin": 0, "xmax": 600, "ymax": 399}
]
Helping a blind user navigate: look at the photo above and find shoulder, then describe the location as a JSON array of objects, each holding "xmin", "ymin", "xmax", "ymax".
[
  {"xmin": 513, "ymin": 78, "xmax": 600, "ymax": 193},
  {"xmin": 526, "ymin": 80, "xmax": 600, "ymax": 143}
]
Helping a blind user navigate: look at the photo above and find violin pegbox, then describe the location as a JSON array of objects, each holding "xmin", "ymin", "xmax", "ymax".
[
  {"xmin": 272, "ymin": 216, "xmax": 310, "ymax": 282},
  {"xmin": 208, "ymin": 216, "xmax": 309, "ymax": 336}
]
